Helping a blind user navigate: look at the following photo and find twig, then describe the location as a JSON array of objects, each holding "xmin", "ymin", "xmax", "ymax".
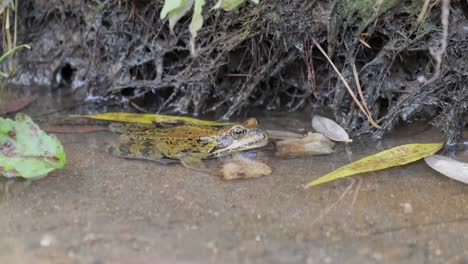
[
  {"xmin": 303, "ymin": 35, "xmax": 317, "ymax": 95},
  {"xmin": 310, "ymin": 180, "xmax": 355, "ymax": 226},
  {"xmin": 352, "ymin": 64, "xmax": 372, "ymax": 118},
  {"xmin": 311, "ymin": 37, "xmax": 381, "ymax": 129},
  {"xmin": 417, "ymin": 0, "xmax": 431, "ymax": 23}
]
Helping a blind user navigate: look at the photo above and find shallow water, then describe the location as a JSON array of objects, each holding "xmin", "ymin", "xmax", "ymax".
[{"xmin": 1, "ymin": 91, "xmax": 468, "ymax": 263}]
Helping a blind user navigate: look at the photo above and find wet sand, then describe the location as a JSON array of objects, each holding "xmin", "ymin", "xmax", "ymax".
[{"xmin": 1, "ymin": 111, "xmax": 467, "ymax": 263}]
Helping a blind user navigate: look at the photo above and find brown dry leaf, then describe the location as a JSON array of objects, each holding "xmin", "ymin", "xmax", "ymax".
[
  {"xmin": 0, "ymin": 95, "xmax": 36, "ymax": 115},
  {"xmin": 42, "ymin": 125, "xmax": 109, "ymax": 134},
  {"xmin": 220, "ymin": 158, "xmax": 271, "ymax": 180},
  {"xmin": 275, "ymin": 132, "xmax": 335, "ymax": 158},
  {"xmin": 311, "ymin": 115, "xmax": 351, "ymax": 142},
  {"xmin": 424, "ymin": 155, "xmax": 468, "ymax": 184}
]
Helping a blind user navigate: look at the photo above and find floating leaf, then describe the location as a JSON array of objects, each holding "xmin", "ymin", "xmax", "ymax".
[
  {"xmin": 71, "ymin": 112, "xmax": 233, "ymax": 127},
  {"xmin": 312, "ymin": 115, "xmax": 351, "ymax": 142},
  {"xmin": 160, "ymin": 0, "xmax": 186, "ymax": 19},
  {"xmin": 213, "ymin": 0, "xmax": 245, "ymax": 11},
  {"xmin": 424, "ymin": 155, "xmax": 468, "ymax": 184},
  {"xmin": 168, "ymin": 0, "xmax": 195, "ymax": 33},
  {"xmin": 305, "ymin": 143, "xmax": 443, "ymax": 188},
  {"xmin": 0, "ymin": 114, "xmax": 66, "ymax": 179}
]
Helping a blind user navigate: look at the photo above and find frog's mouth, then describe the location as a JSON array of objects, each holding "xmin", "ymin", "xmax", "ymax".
[{"xmin": 210, "ymin": 131, "xmax": 269, "ymax": 157}]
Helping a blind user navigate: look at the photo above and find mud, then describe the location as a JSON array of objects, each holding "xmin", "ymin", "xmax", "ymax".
[{"xmin": 4, "ymin": 0, "xmax": 467, "ymax": 144}]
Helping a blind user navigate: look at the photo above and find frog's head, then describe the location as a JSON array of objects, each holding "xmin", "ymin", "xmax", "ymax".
[{"xmin": 208, "ymin": 118, "xmax": 269, "ymax": 157}]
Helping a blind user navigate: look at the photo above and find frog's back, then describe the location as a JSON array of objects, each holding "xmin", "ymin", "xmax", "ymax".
[{"xmin": 129, "ymin": 125, "xmax": 226, "ymax": 159}]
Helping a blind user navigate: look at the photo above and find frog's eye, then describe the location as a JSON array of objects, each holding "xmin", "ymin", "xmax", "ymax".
[{"xmin": 230, "ymin": 126, "xmax": 246, "ymax": 139}]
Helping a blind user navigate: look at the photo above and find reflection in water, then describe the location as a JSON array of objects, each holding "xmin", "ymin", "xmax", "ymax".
[{"xmin": 0, "ymin": 178, "xmax": 31, "ymax": 201}]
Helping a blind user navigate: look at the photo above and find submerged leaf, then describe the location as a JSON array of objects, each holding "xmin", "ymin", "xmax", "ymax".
[
  {"xmin": 312, "ymin": 115, "xmax": 351, "ymax": 142},
  {"xmin": 0, "ymin": 114, "xmax": 66, "ymax": 179},
  {"xmin": 305, "ymin": 143, "xmax": 443, "ymax": 188},
  {"xmin": 160, "ymin": 0, "xmax": 186, "ymax": 19},
  {"xmin": 72, "ymin": 112, "xmax": 233, "ymax": 126},
  {"xmin": 424, "ymin": 155, "xmax": 468, "ymax": 184}
]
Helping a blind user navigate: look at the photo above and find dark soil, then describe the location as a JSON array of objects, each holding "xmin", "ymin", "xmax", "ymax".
[{"xmin": 5, "ymin": 0, "xmax": 468, "ymax": 144}]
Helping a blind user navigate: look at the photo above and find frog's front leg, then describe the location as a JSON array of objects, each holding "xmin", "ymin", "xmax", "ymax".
[{"xmin": 179, "ymin": 156, "xmax": 211, "ymax": 172}]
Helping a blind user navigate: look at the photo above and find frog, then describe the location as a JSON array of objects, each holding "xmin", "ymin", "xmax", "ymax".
[{"xmin": 104, "ymin": 118, "xmax": 269, "ymax": 171}]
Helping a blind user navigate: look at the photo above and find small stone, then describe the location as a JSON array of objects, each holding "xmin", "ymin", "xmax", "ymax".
[
  {"xmin": 40, "ymin": 234, "xmax": 55, "ymax": 247},
  {"xmin": 400, "ymin": 202, "xmax": 413, "ymax": 214}
]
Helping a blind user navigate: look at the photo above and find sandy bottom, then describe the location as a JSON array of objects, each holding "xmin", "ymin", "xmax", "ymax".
[{"xmin": 0, "ymin": 111, "xmax": 467, "ymax": 264}]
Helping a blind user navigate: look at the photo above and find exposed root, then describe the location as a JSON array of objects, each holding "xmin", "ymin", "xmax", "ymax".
[{"xmin": 7, "ymin": 0, "xmax": 467, "ymax": 144}]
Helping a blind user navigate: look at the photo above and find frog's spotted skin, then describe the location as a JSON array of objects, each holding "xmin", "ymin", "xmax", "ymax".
[{"xmin": 106, "ymin": 118, "xmax": 269, "ymax": 170}]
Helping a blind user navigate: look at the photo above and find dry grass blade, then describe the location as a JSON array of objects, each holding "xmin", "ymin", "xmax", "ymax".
[
  {"xmin": 417, "ymin": 0, "xmax": 431, "ymax": 23},
  {"xmin": 358, "ymin": 38, "xmax": 371, "ymax": 49},
  {"xmin": 351, "ymin": 64, "xmax": 379, "ymax": 128},
  {"xmin": 310, "ymin": 37, "xmax": 380, "ymax": 129}
]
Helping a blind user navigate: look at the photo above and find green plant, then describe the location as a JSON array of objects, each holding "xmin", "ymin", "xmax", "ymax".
[
  {"xmin": 0, "ymin": 0, "xmax": 30, "ymax": 80},
  {"xmin": 160, "ymin": 0, "xmax": 259, "ymax": 55}
]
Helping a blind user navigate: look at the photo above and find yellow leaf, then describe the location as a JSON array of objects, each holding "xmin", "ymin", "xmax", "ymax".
[
  {"xmin": 71, "ymin": 112, "xmax": 233, "ymax": 127},
  {"xmin": 305, "ymin": 143, "xmax": 443, "ymax": 188}
]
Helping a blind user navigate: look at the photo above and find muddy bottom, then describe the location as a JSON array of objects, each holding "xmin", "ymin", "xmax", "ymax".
[{"xmin": 1, "ymin": 98, "xmax": 468, "ymax": 263}]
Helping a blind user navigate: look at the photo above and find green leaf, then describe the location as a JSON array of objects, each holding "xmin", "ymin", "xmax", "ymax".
[
  {"xmin": 249, "ymin": 0, "xmax": 259, "ymax": 4},
  {"xmin": 160, "ymin": 0, "xmax": 186, "ymax": 19},
  {"xmin": 213, "ymin": 0, "xmax": 245, "ymax": 11},
  {"xmin": 189, "ymin": 0, "xmax": 205, "ymax": 39},
  {"xmin": 168, "ymin": 0, "xmax": 195, "ymax": 33},
  {"xmin": 0, "ymin": 114, "xmax": 66, "ymax": 179},
  {"xmin": 0, "ymin": 44, "xmax": 31, "ymax": 63}
]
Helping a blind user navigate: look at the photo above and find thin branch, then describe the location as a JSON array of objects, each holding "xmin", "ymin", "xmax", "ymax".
[{"xmin": 311, "ymin": 37, "xmax": 381, "ymax": 129}]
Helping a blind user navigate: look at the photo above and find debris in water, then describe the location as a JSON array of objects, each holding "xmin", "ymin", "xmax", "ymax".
[
  {"xmin": 220, "ymin": 157, "xmax": 271, "ymax": 180},
  {"xmin": 275, "ymin": 132, "xmax": 335, "ymax": 158}
]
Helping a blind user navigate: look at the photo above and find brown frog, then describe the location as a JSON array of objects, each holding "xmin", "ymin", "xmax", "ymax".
[{"xmin": 105, "ymin": 118, "xmax": 269, "ymax": 170}]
